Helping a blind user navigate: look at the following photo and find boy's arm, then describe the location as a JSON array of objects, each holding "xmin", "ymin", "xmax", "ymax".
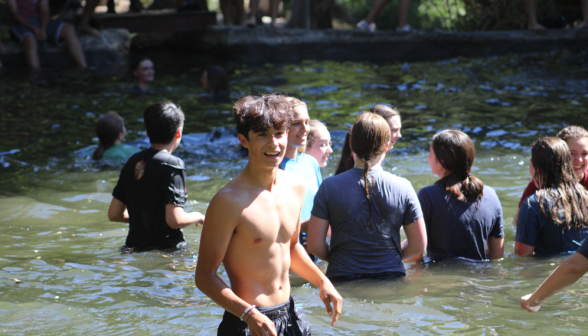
[
  {"xmin": 195, "ymin": 192, "xmax": 277, "ymax": 336},
  {"xmin": 165, "ymin": 204, "xmax": 204, "ymax": 229},
  {"xmin": 288, "ymin": 187, "xmax": 342, "ymax": 327},
  {"xmin": 108, "ymin": 197, "xmax": 129, "ymax": 223},
  {"xmin": 521, "ymin": 252, "xmax": 588, "ymax": 312},
  {"xmin": 401, "ymin": 217, "xmax": 427, "ymax": 261}
]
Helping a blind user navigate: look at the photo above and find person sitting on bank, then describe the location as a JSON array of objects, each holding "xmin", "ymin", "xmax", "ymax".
[
  {"xmin": 515, "ymin": 137, "xmax": 588, "ymax": 256},
  {"xmin": 515, "ymin": 126, "xmax": 588, "ymax": 225},
  {"xmin": 308, "ymin": 112, "xmax": 426, "ymax": 281},
  {"xmin": 6, "ymin": 0, "xmax": 87, "ymax": 69},
  {"xmin": 305, "ymin": 120, "xmax": 333, "ymax": 168},
  {"xmin": 418, "ymin": 130, "xmax": 504, "ymax": 261},
  {"xmin": 200, "ymin": 65, "xmax": 230, "ymax": 104},
  {"xmin": 93, "ymin": 111, "xmax": 140, "ymax": 162},
  {"xmin": 335, "ymin": 104, "xmax": 402, "ymax": 175},
  {"xmin": 108, "ymin": 102, "xmax": 205, "ymax": 252},
  {"xmin": 131, "ymin": 57, "xmax": 155, "ymax": 95},
  {"xmin": 195, "ymin": 94, "xmax": 342, "ymax": 336}
]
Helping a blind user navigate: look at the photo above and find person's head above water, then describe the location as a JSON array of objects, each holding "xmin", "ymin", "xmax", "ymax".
[
  {"xmin": 306, "ymin": 120, "xmax": 333, "ymax": 167},
  {"xmin": 556, "ymin": 126, "xmax": 588, "ymax": 181},
  {"xmin": 530, "ymin": 137, "xmax": 588, "ymax": 230},
  {"xmin": 233, "ymin": 94, "xmax": 293, "ymax": 167},
  {"xmin": 284, "ymin": 97, "xmax": 310, "ymax": 159},
  {"xmin": 429, "ymin": 130, "xmax": 484, "ymax": 202},
  {"xmin": 201, "ymin": 65, "xmax": 229, "ymax": 95},
  {"xmin": 93, "ymin": 111, "xmax": 125, "ymax": 160},
  {"xmin": 368, "ymin": 105, "xmax": 402, "ymax": 149},
  {"xmin": 144, "ymin": 102, "xmax": 184, "ymax": 147},
  {"xmin": 131, "ymin": 57, "xmax": 155, "ymax": 91}
]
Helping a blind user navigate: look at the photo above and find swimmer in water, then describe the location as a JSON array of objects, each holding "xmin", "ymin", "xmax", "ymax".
[
  {"xmin": 196, "ymin": 94, "xmax": 342, "ymax": 336},
  {"xmin": 93, "ymin": 111, "xmax": 140, "ymax": 161},
  {"xmin": 305, "ymin": 120, "xmax": 333, "ymax": 168},
  {"xmin": 200, "ymin": 65, "xmax": 230, "ymax": 104},
  {"xmin": 130, "ymin": 57, "xmax": 154, "ymax": 94}
]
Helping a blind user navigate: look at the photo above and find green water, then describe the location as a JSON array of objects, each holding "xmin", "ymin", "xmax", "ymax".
[{"xmin": 1, "ymin": 51, "xmax": 588, "ymax": 335}]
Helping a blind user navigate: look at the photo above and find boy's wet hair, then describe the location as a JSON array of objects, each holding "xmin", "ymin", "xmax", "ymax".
[
  {"xmin": 233, "ymin": 94, "xmax": 293, "ymax": 139},
  {"xmin": 93, "ymin": 111, "xmax": 124, "ymax": 160},
  {"xmin": 144, "ymin": 102, "xmax": 184, "ymax": 144}
]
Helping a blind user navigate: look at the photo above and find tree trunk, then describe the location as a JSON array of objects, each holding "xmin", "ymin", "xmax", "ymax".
[{"xmin": 286, "ymin": 0, "xmax": 333, "ymax": 29}]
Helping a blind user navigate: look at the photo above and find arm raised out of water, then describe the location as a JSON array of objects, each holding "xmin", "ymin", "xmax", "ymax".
[
  {"xmin": 290, "ymin": 213, "xmax": 342, "ymax": 326},
  {"xmin": 401, "ymin": 217, "xmax": 427, "ymax": 262},
  {"xmin": 521, "ymin": 252, "xmax": 588, "ymax": 312},
  {"xmin": 165, "ymin": 204, "xmax": 204, "ymax": 229}
]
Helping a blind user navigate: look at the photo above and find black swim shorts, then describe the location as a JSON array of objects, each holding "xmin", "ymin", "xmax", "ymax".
[{"xmin": 217, "ymin": 297, "xmax": 311, "ymax": 336}]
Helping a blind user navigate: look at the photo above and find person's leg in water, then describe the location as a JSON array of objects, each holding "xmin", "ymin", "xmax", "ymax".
[
  {"xmin": 577, "ymin": 0, "xmax": 588, "ymax": 29},
  {"xmin": 524, "ymin": 0, "xmax": 546, "ymax": 30},
  {"xmin": 60, "ymin": 24, "xmax": 87, "ymax": 68},
  {"xmin": 77, "ymin": 0, "xmax": 101, "ymax": 37},
  {"xmin": 22, "ymin": 34, "xmax": 41, "ymax": 69},
  {"xmin": 247, "ymin": 0, "xmax": 258, "ymax": 26}
]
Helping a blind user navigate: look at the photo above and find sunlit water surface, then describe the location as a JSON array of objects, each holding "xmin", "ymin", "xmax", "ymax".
[{"xmin": 1, "ymin": 50, "xmax": 588, "ymax": 335}]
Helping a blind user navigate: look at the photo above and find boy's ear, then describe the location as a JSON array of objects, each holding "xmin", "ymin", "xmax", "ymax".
[
  {"xmin": 176, "ymin": 129, "xmax": 182, "ymax": 139},
  {"xmin": 237, "ymin": 134, "xmax": 249, "ymax": 148}
]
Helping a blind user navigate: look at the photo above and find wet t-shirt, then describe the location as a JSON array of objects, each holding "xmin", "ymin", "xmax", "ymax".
[
  {"xmin": 312, "ymin": 167, "xmax": 422, "ymax": 278},
  {"xmin": 280, "ymin": 153, "xmax": 322, "ymax": 221},
  {"xmin": 417, "ymin": 184, "xmax": 504, "ymax": 261},
  {"xmin": 102, "ymin": 144, "xmax": 140, "ymax": 162},
  {"xmin": 112, "ymin": 148, "xmax": 187, "ymax": 250},
  {"xmin": 516, "ymin": 192, "xmax": 588, "ymax": 254}
]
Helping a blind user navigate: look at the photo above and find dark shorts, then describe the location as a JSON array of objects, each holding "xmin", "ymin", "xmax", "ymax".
[
  {"xmin": 11, "ymin": 18, "xmax": 65, "ymax": 46},
  {"xmin": 218, "ymin": 298, "xmax": 311, "ymax": 336}
]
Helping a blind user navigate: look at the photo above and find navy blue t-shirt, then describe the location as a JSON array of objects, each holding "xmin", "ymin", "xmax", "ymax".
[
  {"xmin": 417, "ymin": 184, "xmax": 504, "ymax": 261},
  {"xmin": 575, "ymin": 239, "xmax": 588, "ymax": 259},
  {"xmin": 516, "ymin": 193, "xmax": 588, "ymax": 254},
  {"xmin": 112, "ymin": 148, "xmax": 187, "ymax": 251}
]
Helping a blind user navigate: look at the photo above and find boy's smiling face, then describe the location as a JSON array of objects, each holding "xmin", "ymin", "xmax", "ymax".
[{"xmin": 240, "ymin": 126, "xmax": 289, "ymax": 167}]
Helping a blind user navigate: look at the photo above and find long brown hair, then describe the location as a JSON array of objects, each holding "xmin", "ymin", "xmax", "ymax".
[
  {"xmin": 335, "ymin": 105, "xmax": 400, "ymax": 175},
  {"xmin": 432, "ymin": 130, "xmax": 484, "ymax": 202},
  {"xmin": 351, "ymin": 112, "xmax": 391, "ymax": 225},
  {"xmin": 93, "ymin": 112, "xmax": 124, "ymax": 160},
  {"xmin": 531, "ymin": 137, "xmax": 588, "ymax": 230}
]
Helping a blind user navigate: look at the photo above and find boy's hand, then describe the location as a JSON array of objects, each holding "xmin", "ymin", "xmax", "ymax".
[
  {"xmin": 191, "ymin": 212, "xmax": 205, "ymax": 227},
  {"xmin": 520, "ymin": 294, "xmax": 541, "ymax": 312},
  {"xmin": 246, "ymin": 309, "xmax": 277, "ymax": 336},
  {"xmin": 34, "ymin": 28, "xmax": 47, "ymax": 41},
  {"xmin": 319, "ymin": 279, "xmax": 343, "ymax": 326}
]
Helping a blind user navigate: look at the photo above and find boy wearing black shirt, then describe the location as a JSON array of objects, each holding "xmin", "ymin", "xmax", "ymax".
[{"xmin": 108, "ymin": 102, "xmax": 204, "ymax": 251}]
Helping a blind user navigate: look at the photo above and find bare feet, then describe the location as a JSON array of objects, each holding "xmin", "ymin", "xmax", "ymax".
[
  {"xmin": 528, "ymin": 22, "xmax": 547, "ymax": 31},
  {"xmin": 576, "ymin": 21, "xmax": 588, "ymax": 30},
  {"xmin": 77, "ymin": 24, "xmax": 101, "ymax": 37}
]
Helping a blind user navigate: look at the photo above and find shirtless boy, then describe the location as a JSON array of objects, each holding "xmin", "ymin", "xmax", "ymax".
[{"xmin": 196, "ymin": 94, "xmax": 343, "ymax": 336}]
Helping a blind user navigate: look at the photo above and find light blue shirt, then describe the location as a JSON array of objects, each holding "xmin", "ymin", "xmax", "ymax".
[{"xmin": 280, "ymin": 153, "xmax": 322, "ymax": 221}]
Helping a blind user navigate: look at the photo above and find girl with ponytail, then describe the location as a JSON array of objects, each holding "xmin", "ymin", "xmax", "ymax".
[
  {"xmin": 93, "ymin": 112, "xmax": 140, "ymax": 161},
  {"xmin": 308, "ymin": 112, "xmax": 426, "ymax": 281},
  {"xmin": 418, "ymin": 130, "xmax": 504, "ymax": 261}
]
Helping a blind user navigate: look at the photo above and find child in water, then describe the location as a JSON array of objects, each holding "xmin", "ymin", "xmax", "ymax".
[
  {"xmin": 200, "ymin": 65, "xmax": 230, "ymax": 104},
  {"xmin": 419, "ymin": 130, "xmax": 504, "ymax": 261},
  {"xmin": 305, "ymin": 120, "xmax": 333, "ymax": 168},
  {"xmin": 515, "ymin": 137, "xmax": 588, "ymax": 256},
  {"xmin": 308, "ymin": 112, "xmax": 426, "ymax": 281},
  {"xmin": 93, "ymin": 112, "xmax": 140, "ymax": 161},
  {"xmin": 131, "ymin": 57, "xmax": 155, "ymax": 94}
]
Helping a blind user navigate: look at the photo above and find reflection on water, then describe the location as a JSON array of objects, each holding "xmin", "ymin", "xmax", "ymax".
[{"xmin": 1, "ymin": 51, "xmax": 588, "ymax": 334}]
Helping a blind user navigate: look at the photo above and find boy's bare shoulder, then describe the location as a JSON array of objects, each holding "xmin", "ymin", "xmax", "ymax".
[{"xmin": 277, "ymin": 169, "xmax": 305, "ymax": 194}]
